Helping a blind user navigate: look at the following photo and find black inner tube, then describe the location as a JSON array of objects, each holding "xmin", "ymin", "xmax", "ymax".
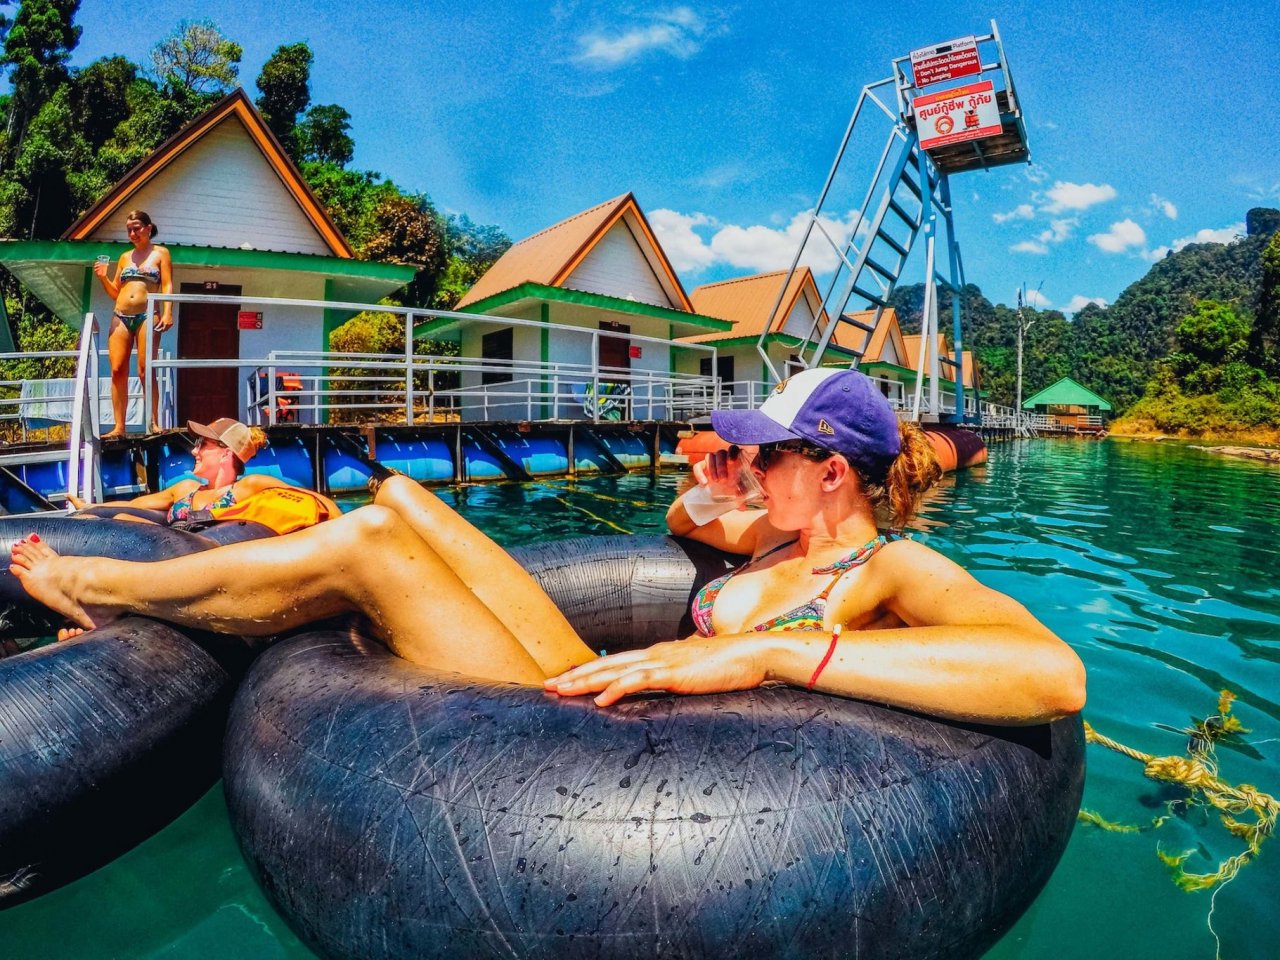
[{"xmin": 225, "ymin": 534, "xmax": 1085, "ymax": 960}]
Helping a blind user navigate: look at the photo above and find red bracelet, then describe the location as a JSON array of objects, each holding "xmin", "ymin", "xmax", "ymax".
[{"xmin": 807, "ymin": 624, "xmax": 842, "ymax": 690}]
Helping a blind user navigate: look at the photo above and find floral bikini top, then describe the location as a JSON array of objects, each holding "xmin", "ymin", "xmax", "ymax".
[
  {"xmin": 691, "ymin": 534, "xmax": 900, "ymax": 637},
  {"xmin": 168, "ymin": 484, "xmax": 237, "ymax": 524},
  {"xmin": 119, "ymin": 263, "xmax": 161, "ymax": 285}
]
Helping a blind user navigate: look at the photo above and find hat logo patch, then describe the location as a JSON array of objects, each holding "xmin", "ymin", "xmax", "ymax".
[{"xmin": 817, "ymin": 419, "xmax": 835, "ymax": 435}]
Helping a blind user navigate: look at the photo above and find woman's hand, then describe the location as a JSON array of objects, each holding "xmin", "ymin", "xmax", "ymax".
[
  {"xmin": 545, "ymin": 636, "xmax": 771, "ymax": 707},
  {"xmin": 66, "ymin": 493, "xmax": 87, "ymax": 510},
  {"xmin": 92, "ymin": 260, "xmax": 109, "ymax": 279},
  {"xmin": 153, "ymin": 314, "xmax": 173, "ymax": 333}
]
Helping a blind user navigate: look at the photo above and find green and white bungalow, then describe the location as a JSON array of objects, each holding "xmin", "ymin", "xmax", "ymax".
[
  {"xmin": 420, "ymin": 193, "xmax": 731, "ymax": 421},
  {"xmin": 0, "ymin": 88, "xmax": 414, "ymax": 425},
  {"xmin": 1022, "ymin": 377, "xmax": 1111, "ymax": 430},
  {"xmin": 677, "ymin": 268, "xmax": 864, "ymax": 406}
]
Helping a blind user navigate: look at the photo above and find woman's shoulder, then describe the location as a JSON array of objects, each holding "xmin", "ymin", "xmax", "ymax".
[{"xmin": 235, "ymin": 473, "xmax": 286, "ymax": 495}]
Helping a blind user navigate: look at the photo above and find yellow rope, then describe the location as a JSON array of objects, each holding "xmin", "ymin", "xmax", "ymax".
[
  {"xmin": 546, "ymin": 495, "xmax": 632, "ymax": 535},
  {"xmin": 1080, "ymin": 693, "xmax": 1277, "ymax": 892}
]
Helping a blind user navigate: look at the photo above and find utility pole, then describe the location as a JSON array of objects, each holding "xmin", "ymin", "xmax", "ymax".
[{"xmin": 1015, "ymin": 282, "xmax": 1042, "ymax": 416}]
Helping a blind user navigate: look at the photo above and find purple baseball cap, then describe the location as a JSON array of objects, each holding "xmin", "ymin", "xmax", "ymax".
[{"xmin": 711, "ymin": 368, "xmax": 900, "ymax": 472}]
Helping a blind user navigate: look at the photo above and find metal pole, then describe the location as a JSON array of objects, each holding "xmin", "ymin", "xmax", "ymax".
[{"xmin": 404, "ymin": 311, "xmax": 415, "ymax": 424}]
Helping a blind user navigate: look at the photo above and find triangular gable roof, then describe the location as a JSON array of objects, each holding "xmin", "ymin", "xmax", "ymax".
[
  {"xmin": 682, "ymin": 268, "xmax": 832, "ymax": 344},
  {"xmin": 1022, "ymin": 376, "xmax": 1112, "ymax": 410},
  {"xmin": 63, "ymin": 88, "xmax": 353, "ymax": 258},
  {"xmin": 901, "ymin": 333, "xmax": 979, "ymax": 388},
  {"xmin": 456, "ymin": 192, "xmax": 692, "ymax": 312},
  {"xmin": 844, "ymin": 307, "xmax": 908, "ymax": 365}
]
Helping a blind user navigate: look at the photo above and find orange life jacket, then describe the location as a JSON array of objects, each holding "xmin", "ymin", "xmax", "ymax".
[{"xmin": 209, "ymin": 486, "xmax": 333, "ymax": 535}]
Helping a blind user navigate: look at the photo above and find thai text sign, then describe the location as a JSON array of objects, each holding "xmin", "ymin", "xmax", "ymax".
[
  {"xmin": 237, "ymin": 311, "xmax": 263, "ymax": 330},
  {"xmin": 913, "ymin": 80, "xmax": 1002, "ymax": 151},
  {"xmin": 910, "ymin": 36, "xmax": 980, "ymax": 87}
]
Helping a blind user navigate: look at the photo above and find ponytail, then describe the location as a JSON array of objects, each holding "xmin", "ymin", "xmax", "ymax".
[
  {"xmin": 860, "ymin": 421, "xmax": 942, "ymax": 528},
  {"xmin": 233, "ymin": 427, "xmax": 270, "ymax": 476}
]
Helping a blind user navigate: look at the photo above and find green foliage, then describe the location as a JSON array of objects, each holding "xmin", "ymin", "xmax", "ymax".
[
  {"xmin": 298, "ymin": 103, "xmax": 353, "ymax": 166},
  {"xmin": 150, "ymin": 19, "xmax": 241, "ymax": 96},
  {"xmin": 1248, "ymin": 231, "xmax": 1280, "ymax": 377},
  {"xmin": 1, "ymin": 0, "xmax": 82, "ymax": 153},
  {"xmin": 255, "ymin": 42, "xmax": 312, "ymax": 160},
  {"xmin": 326, "ymin": 310, "xmax": 458, "ymax": 422}
]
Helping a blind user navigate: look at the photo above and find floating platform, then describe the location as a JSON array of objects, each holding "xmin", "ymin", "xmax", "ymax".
[{"xmin": 0, "ymin": 421, "xmax": 688, "ymax": 506}]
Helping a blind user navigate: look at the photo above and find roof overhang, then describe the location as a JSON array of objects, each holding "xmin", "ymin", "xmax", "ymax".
[
  {"xmin": 431, "ymin": 282, "xmax": 730, "ymax": 339},
  {"xmin": 0, "ymin": 239, "xmax": 415, "ymax": 326}
]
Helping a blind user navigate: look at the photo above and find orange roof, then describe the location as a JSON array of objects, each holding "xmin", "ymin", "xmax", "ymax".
[
  {"xmin": 900, "ymin": 333, "xmax": 980, "ymax": 388},
  {"xmin": 456, "ymin": 192, "xmax": 692, "ymax": 311},
  {"xmin": 63, "ymin": 89, "xmax": 353, "ymax": 257},
  {"xmin": 683, "ymin": 268, "xmax": 834, "ymax": 344}
]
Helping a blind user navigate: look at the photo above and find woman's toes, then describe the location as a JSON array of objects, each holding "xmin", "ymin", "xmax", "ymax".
[{"xmin": 56, "ymin": 627, "xmax": 86, "ymax": 642}]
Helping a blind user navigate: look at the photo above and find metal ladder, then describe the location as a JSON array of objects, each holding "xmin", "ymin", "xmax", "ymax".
[{"xmin": 756, "ymin": 21, "xmax": 1032, "ymax": 424}]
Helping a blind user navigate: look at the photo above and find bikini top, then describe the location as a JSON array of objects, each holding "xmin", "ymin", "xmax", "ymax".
[
  {"xmin": 691, "ymin": 533, "xmax": 899, "ymax": 637},
  {"xmin": 119, "ymin": 263, "xmax": 161, "ymax": 285},
  {"xmin": 168, "ymin": 484, "xmax": 237, "ymax": 524}
]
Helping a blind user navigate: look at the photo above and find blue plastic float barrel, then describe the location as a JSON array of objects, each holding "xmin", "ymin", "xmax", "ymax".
[{"xmin": 224, "ymin": 534, "xmax": 1084, "ymax": 960}]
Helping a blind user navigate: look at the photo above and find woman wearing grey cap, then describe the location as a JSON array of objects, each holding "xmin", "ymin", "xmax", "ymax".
[
  {"xmin": 67, "ymin": 418, "xmax": 339, "ymax": 530},
  {"xmin": 11, "ymin": 369, "xmax": 1083, "ymax": 725}
]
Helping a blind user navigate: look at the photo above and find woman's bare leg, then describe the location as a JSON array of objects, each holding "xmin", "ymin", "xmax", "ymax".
[
  {"xmin": 105, "ymin": 321, "xmax": 133, "ymax": 437},
  {"xmin": 373, "ymin": 476, "xmax": 596, "ymax": 675},
  {"xmin": 10, "ymin": 507, "xmax": 547, "ymax": 684}
]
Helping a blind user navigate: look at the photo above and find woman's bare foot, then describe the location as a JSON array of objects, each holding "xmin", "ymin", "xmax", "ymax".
[
  {"xmin": 9, "ymin": 537, "xmax": 104, "ymax": 631},
  {"xmin": 101, "ymin": 428, "xmax": 126, "ymax": 439}
]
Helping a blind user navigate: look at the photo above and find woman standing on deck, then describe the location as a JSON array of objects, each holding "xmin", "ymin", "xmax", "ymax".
[
  {"xmin": 94, "ymin": 210, "xmax": 173, "ymax": 436},
  {"xmin": 10, "ymin": 369, "xmax": 1084, "ymax": 725}
]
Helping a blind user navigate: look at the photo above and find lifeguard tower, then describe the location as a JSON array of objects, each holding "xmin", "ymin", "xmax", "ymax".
[{"xmin": 760, "ymin": 21, "xmax": 1031, "ymax": 424}]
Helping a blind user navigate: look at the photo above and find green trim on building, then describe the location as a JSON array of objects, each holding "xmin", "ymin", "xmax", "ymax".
[
  {"xmin": 0, "ymin": 239, "xmax": 416, "ymax": 282},
  {"xmin": 440, "ymin": 282, "xmax": 731, "ymax": 334},
  {"xmin": 540, "ymin": 303, "xmax": 550, "ymax": 419}
]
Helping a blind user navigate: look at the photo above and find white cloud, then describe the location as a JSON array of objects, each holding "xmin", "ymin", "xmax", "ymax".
[
  {"xmin": 993, "ymin": 203, "xmax": 1035, "ymax": 223},
  {"xmin": 1023, "ymin": 289, "xmax": 1051, "ymax": 308},
  {"xmin": 1064, "ymin": 295, "xmax": 1108, "ymax": 315},
  {"xmin": 648, "ymin": 209, "xmax": 718, "ymax": 272},
  {"xmin": 1023, "ymin": 166, "xmax": 1049, "ymax": 185},
  {"xmin": 1037, "ymin": 218, "xmax": 1077, "ymax": 244},
  {"xmin": 648, "ymin": 206, "xmax": 867, "ymax": 276},
  {"xmin": 1011, "ymin": 239, "xmax": 1049, "ymax": 255},
  {"xmin": 1146, "ymin": 222, "xmax": 1245, "ymax": 261},
  {"xmin": 574, "ymin": 8, "xmax": 720, "ymax": 68},
  {"xmin": 1088, "ymin": 219, "xmax": 1146, "ymax": 253},
  {"xmin": 1041, "ymin": 181, "xmax": 1117, "ymax": 213},
  {"xmin": 1150, "ymin": 193, "xmax": 1178, "ymax": 220}
]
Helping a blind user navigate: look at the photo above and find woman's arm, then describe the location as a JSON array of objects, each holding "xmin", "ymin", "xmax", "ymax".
[
  {"xmin": 547, "ymin": 541, "xmax": 1085, "ymax": 725},
  {"xmin": 155, "ymin": 246, "xmax": 173, "ymax": 330},
  {"xmin": 79, "ymin": 480, "xmax": 193, "ymax": 511},
  {"xmin": 95, "ymin": 256, "xmax": 122, "ymax": 300}
]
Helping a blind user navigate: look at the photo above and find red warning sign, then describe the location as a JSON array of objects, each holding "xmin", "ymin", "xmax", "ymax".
[
  {"xmin": 913, "ymin": 80, "xmax": 1002, "ymax": 151},
  {"xmin": 909, "ymin": 36, "xmax": 981, "ymax": 88},
  {"xmin": 237, "ymin": 311, "xmax": 263, "ymax": 330}
]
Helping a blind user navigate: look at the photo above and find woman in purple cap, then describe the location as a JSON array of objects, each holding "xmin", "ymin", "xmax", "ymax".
[{"xmin": 11, "ymin": 370, "xmax": 1083, "ymax": 724}]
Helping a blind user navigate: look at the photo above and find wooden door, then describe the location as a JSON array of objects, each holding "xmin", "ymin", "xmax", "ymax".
[
  {"xmin": 177, "ymin": 283, "xmax": 242, "ymax": 422},
  {"xmin": 598, "ymin": 321, "xmax": 631, "ymax": 372}
]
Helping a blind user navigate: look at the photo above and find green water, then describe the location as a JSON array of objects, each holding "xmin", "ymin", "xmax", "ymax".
[{"xmin": 3, "ymin": 439, "xmax": 1278, "ymax": 959}]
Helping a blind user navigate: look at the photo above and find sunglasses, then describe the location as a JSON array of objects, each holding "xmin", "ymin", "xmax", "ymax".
[{"xmin": 753, "ymin": 440, "xmax": 834, "ymax": 470}]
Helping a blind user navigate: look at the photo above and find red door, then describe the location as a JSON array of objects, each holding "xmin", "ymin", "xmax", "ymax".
[{"xmin": 177, "ymin": 283, "xmax": 241, "ymax": 423}]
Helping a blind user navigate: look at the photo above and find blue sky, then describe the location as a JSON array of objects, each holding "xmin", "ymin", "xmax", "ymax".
[{"xmin": 60, "ymin": 0, "xmax": 1280, "ymax": 314}]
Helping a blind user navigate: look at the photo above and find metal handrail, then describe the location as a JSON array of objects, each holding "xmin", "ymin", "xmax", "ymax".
[{"xmin": 66, "ymin": 313, "xmax": 102, "ymax": 502}]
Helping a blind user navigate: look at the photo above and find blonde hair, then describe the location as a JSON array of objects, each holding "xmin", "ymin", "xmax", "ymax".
[
  {"xmin": 233, "ymin": 426, "xmax": 270, "ymax": 475},
  {"xmin": 859, "ymin": 421, "xmax": 942, "ymax": 528}
]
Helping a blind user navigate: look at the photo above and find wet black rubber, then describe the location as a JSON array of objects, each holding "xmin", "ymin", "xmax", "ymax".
[
  {"xmin": 225, "ymin": 534, "xmax": 1085, "ymax": 960},
  {"xmin": 0, "ymin": 515, "xmax": 275, "ymax": 906}
]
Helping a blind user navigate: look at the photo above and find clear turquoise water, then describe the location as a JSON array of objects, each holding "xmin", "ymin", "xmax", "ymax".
[{"xmin": 2, "ymin": 439, "xmax": 1278, "ymax": 959}]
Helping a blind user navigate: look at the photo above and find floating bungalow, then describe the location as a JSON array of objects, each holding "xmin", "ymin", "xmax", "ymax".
[
  {"xmin": 1021, "ymin": 377, "xmax": 1111, "ymax": 433},
  {"xmin": 0, "ymin": 88, "xmax": 415, "ymax": 427}
]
